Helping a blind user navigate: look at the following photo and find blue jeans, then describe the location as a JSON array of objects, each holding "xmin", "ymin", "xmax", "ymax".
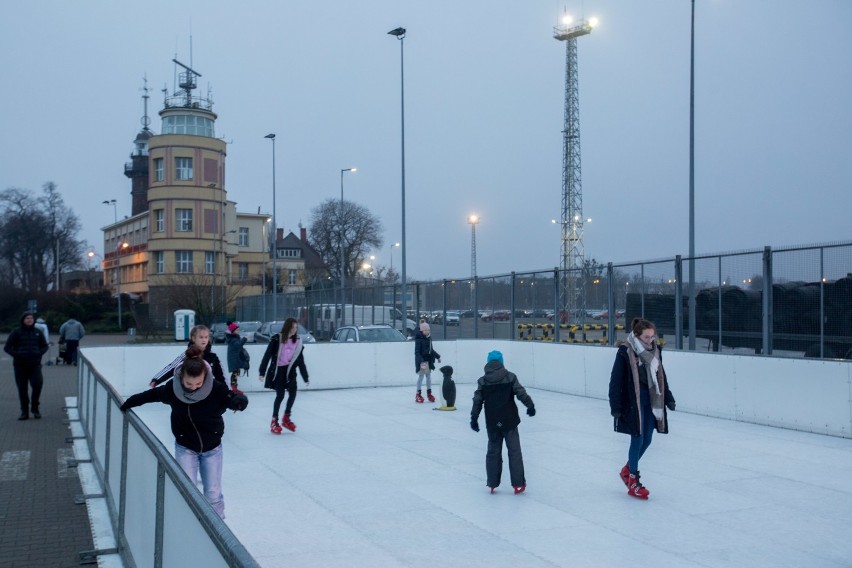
[
  {"xmin": 628, "ymin": 389, "xmax": 657, "ymax": 474},
  {"xmin": 174, "ymin": 442, "xmax": 225, "ymax": 518}
]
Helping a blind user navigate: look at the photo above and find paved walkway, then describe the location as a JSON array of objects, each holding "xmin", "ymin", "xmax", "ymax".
[{"xmin": 0, "ymin": 347, "xmax": 94, "ymax": 567}]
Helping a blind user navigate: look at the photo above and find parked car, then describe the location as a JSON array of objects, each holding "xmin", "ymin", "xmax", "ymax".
[
  {"xmin": 210, "ymin": 322, "xmax": 229, "ymax": 343},
  {"xmin": 235, "ymin": 321, "xmax": 262, "ymax": 343},
  {"xmin": 481, "ymin": 310, "xmax": 510, "ymax": 322},
  {"xmin": 255, "ymin": 321, "xmax": 316, "ymax": 344},
  {"xmin": 330, "ymin": 324, "xmax": 407, "ymax": 343}
]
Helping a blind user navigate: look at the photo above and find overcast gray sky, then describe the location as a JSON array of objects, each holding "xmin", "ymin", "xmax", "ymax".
[{"xmin": 2, "ymin": 0, "xmax": 850, "ymax": 280}]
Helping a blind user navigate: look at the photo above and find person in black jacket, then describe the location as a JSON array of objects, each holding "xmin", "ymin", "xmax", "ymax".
[
  {"xmin": 4, "ymin": 311, "xmax": 49, "ymax": 420},
  {"xmin": 608, "ymin": 318, "xmax": 676, "ymax": 500},
  {"xmin": 121, "ymin": 345, "xmax": 248, "ymax": 518},
  {"xmin": 149, "ymin": 325, "xmax": 226, "ymax": 388},
  {"xmin": 470, "ymin": 350, "xmax": 535, "ymax": 494},
  {"xmin": 413, "ymin": 322, "xmax": 441, "ymax": 403},
  {"xmin": 225, "ymin": 322, "xmax": 248, "ymax": 394},
  {"xmin": 259, "ymin": 318, "xmax": 309, "ymax": 434}
]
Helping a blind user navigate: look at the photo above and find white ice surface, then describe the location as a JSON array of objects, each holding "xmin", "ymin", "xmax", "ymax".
[{"xmin": 127, "ymin": 386, "xmax": 852, "ymax": 568}]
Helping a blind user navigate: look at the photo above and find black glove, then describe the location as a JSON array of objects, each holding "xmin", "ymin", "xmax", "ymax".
[
  {"xmin": 470, "ymin": 418, "xmax": 480, "ymax": 432},
  {"xmin": 527, "ymin": 406, "xmax": 536, "ymax": 417},
  {"xmin": 666, "ymin": 400, "xmax": 676, "ymax": 411},
  {"xmin": 120, "ymin": 402, "xmax": 130, "ymax": 413},
  {"xmin": 231, "ymin": 394, "xmax": 249, "ymax": 411},
  {"xmin": 611, "ymin": 410, "xmax": 620, "ymax": 418}
]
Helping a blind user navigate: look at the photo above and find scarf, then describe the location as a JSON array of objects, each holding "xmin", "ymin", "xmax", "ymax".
[
  {"xmin": 172, "ymin": 360, "xmax": 214, "ymax": 404},
  {"xmin": 626, "ymin": 333, "xmax": 664, "ymax": 420}
]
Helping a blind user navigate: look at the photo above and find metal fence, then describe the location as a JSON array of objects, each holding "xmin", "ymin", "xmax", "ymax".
[{"xmin": 237, "ymin": 241, "xmax": 852, "ymax": 359}]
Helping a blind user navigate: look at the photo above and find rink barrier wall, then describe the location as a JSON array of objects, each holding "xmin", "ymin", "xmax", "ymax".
[{"xmin": 77, "ymin": 340, "xmax": 852, "ymax": 564}]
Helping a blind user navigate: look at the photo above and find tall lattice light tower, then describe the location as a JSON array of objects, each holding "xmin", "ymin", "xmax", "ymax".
[{"xmin": 554, "ymin": 14, "xmax": 597, "ymax": 321}]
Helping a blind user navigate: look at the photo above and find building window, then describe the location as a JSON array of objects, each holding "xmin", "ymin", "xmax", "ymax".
[
  {"xmin": 205, "ymin": 251, "xmax": 215, "ymax": 274},
  {"xmin": 238, "ymin": 227, "xmax": 249, "ymax": 247},
  {"xmin": 176, "ymin": 209, "xmax": 193, "ymax": 232},
  {"xmin": 176, "ymin": 251, "xmax": 193, "ymax": 273},
  {"xmin": 175, "ymin": 157, "xmax": 193, "ymax": 180},
  {"xmin": 238, "ymin": 263, "xmax": 248, "ymax": 280},
  {"xmin": 154, "ymin": 158, "xmax": 164, "ymax": 181},
  {"xmin": 279, "ymin": 248, "xmax": 301, "ymax": 258},
  {"xmin": 288, "ymin": 270, "xmax": 297, "ymax": 285},
  {"xmin": 155, "ymin": 209, "xmax": 164, "ymax": 232},
  {"xmin": 154, "ymin": 251, "xmax": 164, "ymax": 274}
]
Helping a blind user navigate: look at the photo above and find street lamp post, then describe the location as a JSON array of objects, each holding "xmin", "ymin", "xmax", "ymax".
[
  {"xmin": 468, "ymin": 215, "xmax": 479, "ymax": 310},
  {"xmin": 388, "ymin": 26, "xmax": 408, "ymax": 331},
  {"xmin": 389, "ymin": 242, "xmax": 400, "ymax": 273},
  {"xmin": 688, "ymin": 0, "xmax": 697, "ymax": 350},
  {"xmin": 116, "ymin": 242, "xmax": 129, "ymax": 330},
  {"xmin": 340, "ymin": 167, "xmax": 357, "ymax": 326},
  {"xmin": 265, "ymin": 133, "xmax": 278, "ymax": 320},
  {"xmin": 102, "ymin": 199, "xmax": 117, "ymax": 223}
]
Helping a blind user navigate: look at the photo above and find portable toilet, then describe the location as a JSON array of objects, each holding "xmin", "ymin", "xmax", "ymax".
[{"xmin": 174, "ymin": 309, "xmax": 195, "ymax": 341}]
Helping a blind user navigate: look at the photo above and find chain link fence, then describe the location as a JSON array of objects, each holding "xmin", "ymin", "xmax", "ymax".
[{"xmin": 236, "ymin": 242, "xmax": 852, "ymax": 359}]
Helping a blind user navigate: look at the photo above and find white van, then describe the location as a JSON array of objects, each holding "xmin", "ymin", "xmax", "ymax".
[{"xmin": 302, "ymin": 304, "xmax": 416, "ymax": 339}]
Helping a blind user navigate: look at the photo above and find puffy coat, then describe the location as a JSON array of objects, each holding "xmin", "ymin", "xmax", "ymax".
[
  {"xmin": 608, "ymin": 344, "xmax": 675, "ymax": 436},
  {"xmin": 226, "ymin": 333, "xmax": 249, "ymax": 373},
  {"xmin": 414, "ymin": 331, "xmax": 440, "ymax": 372},
  {"xmin": 121, "ymin": 373, "xmax": 247, "ymax": 453},
  {"xmin": 259, "ymin": 333, "xmax": 309, "ymax": 389},
  {"xmin": 4, "ymin": 316, "xmax": 49, "ymax": 365},
  {"xmin": 471, "ymin": 361, "xmax": 534, "ymax": 433}
]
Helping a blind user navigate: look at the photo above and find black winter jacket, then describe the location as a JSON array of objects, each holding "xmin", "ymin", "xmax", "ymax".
[
  {"xmin": 259, "ymin": 333, "xmax": 309, "ymax": 389},
  {"xmin": 608, "ymin": 344, "xmax": 675, "ymax": 436},
  {"xmin": 4, "ymin": 323, "xmax": 49, "ymax": 365},
  {"xmin": 414, "ymin": 331, "xmax": 440, "ymax": 372},
  {"xmin": 151, "ymin": 341, "xmax": 226, "ymax": 386},
  {"xmin": 121, "ymin": 380, "xmax": 246, "ymax": 453},
  {"xmin": 471, "ymin": 361, "xmax": 534, "ymax": 433}
]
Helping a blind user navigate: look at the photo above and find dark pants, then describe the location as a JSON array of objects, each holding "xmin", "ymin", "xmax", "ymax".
[
  {"xmin": 64, "ymin": 339, "xmax": 80, "ymax": 365},
  {"xmin": 272, "ymin": 366, "xmax": 298, "ymax": 418},
  {"xmin": 14, "ymin": 363, "xmax": 43, "ymax": 414},
  {"xmin": 485, "ymin": 427, "xmax": 525, "ymax": 488}
]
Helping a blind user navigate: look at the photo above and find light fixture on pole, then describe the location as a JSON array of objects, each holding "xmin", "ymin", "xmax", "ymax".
[
  {"xmin": 688, "ymin": 0, "xmax": 696, "ymax": 350},
  {"xmin": 388, "ymin": 25, "xmax": 408, "ymax": 331},
  {"xmin": 265, "ymin": 133, "xmax": 278, "ymax": 320},
  {"xmin": 116, "ymin": 241, "xmax": 129, "ymax": 330},
  {"xmin": 102, "ymin": 199, "xmax": 117, "ymax": 224},
  {"xmin": 389, "ymin": 242, "xmax": 400, "ymax": 273},
  {"xmin": 340, "ymin": 167, "xmax": 357, "ymax": 326}
]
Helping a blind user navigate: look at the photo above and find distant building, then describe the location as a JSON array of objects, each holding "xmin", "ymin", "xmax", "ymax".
[{"xmin": 101, "ymin": 61, "xmax": 325, "ymax": 326}]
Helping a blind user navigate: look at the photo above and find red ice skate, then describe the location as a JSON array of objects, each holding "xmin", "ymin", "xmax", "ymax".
[
  {"xmin": 270, "ymin": 418, "xmax": 283, "ymax": 435},
  {"xmin": 281, "ymin": 413, "xmax": 297, "ymax": 432},
  {"xmin": 627, "ymin": 473, "xmax": 649, "ymax": 499}
]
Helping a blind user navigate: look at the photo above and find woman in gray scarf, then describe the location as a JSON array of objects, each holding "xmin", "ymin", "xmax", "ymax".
[
  {"xmin": 120, "ymin": 346, "xmax": 249, "ymax": 518},
  {"xmin": 608, "ymin": 318, "xmax": 676, "ymax": 499}
]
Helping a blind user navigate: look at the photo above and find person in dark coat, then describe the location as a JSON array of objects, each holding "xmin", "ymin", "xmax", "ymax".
[
  {"xmin": 121, "ymin": 345, "xmax": 248, "ymax": 518},
  {"xmin": 470, "ymin": 350, "xmax": 536, "ymax": 494},
  {"xmin": 225, "ymin": 322, "xmax": 248, "ymax": 394},
  {"xmin": 149, "ymin": 325, "xmax": 226, "ymax": 388},
  {"xmin": 258, "ymin": 318, "xmax": 309, "ymax": 434},
  {"xmin": 413, "ymin": 322, "xmax": 441, "ymax": 403},
  {"xmin": 608, "ymin": 318, "xmax": 676, "ymax": 500},
  {"xmin": 4, "ymin": 311, "xmax": 49, "ymax": 419}
]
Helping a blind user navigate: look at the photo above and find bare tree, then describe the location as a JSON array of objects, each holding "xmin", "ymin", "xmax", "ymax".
[
  {"xmin": 0, "ymin": 183, "xmax": 86, "ymax": 293},
  {"xmin": 308, "ymin": 199, "xmax": 383, "ymax": 282},
  {"xmin": 150, "ymin": 273, "xmax": 248, "ymax": 325}
]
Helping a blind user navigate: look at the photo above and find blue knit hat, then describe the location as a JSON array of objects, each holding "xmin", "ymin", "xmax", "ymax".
[{"xmin": 486, "ymin": 350, "xmax": 504, "ymax": 365}]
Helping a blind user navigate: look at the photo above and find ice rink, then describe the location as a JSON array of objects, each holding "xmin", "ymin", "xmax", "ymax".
[{"xmin": 127, "ymin": 383, "xmax": 852, "ymax": 568}]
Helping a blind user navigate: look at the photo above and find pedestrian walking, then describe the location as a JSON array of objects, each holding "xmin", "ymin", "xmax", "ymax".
[
  {"xmin": 149, "ymin": 324, "xmax": 226, "ymax": 388},
  {"xmin": 608, "ymin": 318, "xmax": 676, "ymax": 500},
  {"xmin": 120, "ymin": 345, "xmax": 248, "ymax": 518},
  {"xmin": 59, "ymin": 317, "xmax": 85, "ymax": 365},
  {"xmin": 4, "ymin": 311, "xmax": 49, "ymax": 419},
  {"xmin": 413, "ymin": 321, "xmax": 441, "ymax": 403},
  {"xmin": 225, "ymin": 322, "xmax": 249, "ymax": 394},
  {"xmin": 259, "ymin": 317, "xmax": 309, "ymax": 434},
  {"xmin": 470, "ymin": 350, "xmax": 535, "ymax": 494}
]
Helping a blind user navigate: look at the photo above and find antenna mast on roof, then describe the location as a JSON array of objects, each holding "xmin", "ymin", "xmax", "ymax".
[{"xmin": 141, "ymin": 74, "xmax": 151, "ymax": 131}]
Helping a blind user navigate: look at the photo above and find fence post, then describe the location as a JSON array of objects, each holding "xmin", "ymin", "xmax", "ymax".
[
  {"xmin": 473, "ymin": 276, "xmax": 479, "ymax": 339},
  {"xmin": 442, "ymin": 280, "xmax": 448, "ymax": 337},
  {"xmin": 510, "ymin": 272, "xmax": 517, "ymax": 342},
  {"xmin": 762, "ymin": 246, "xmax": 773, "ymax": 355},
  {"xmin": 820, "ymin": 247, "xmax": 825, "ymax": 358},
  {"xmin": 675, "ymin": 255, "xmax": 683, "ymax": 350},
  {"xmin": 553, "ymin": 267, "xmax": 559, "ymax": 335},
  {"xmin": 607, "ymin": 263, "xmax": 615, "ymax": 346}
]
